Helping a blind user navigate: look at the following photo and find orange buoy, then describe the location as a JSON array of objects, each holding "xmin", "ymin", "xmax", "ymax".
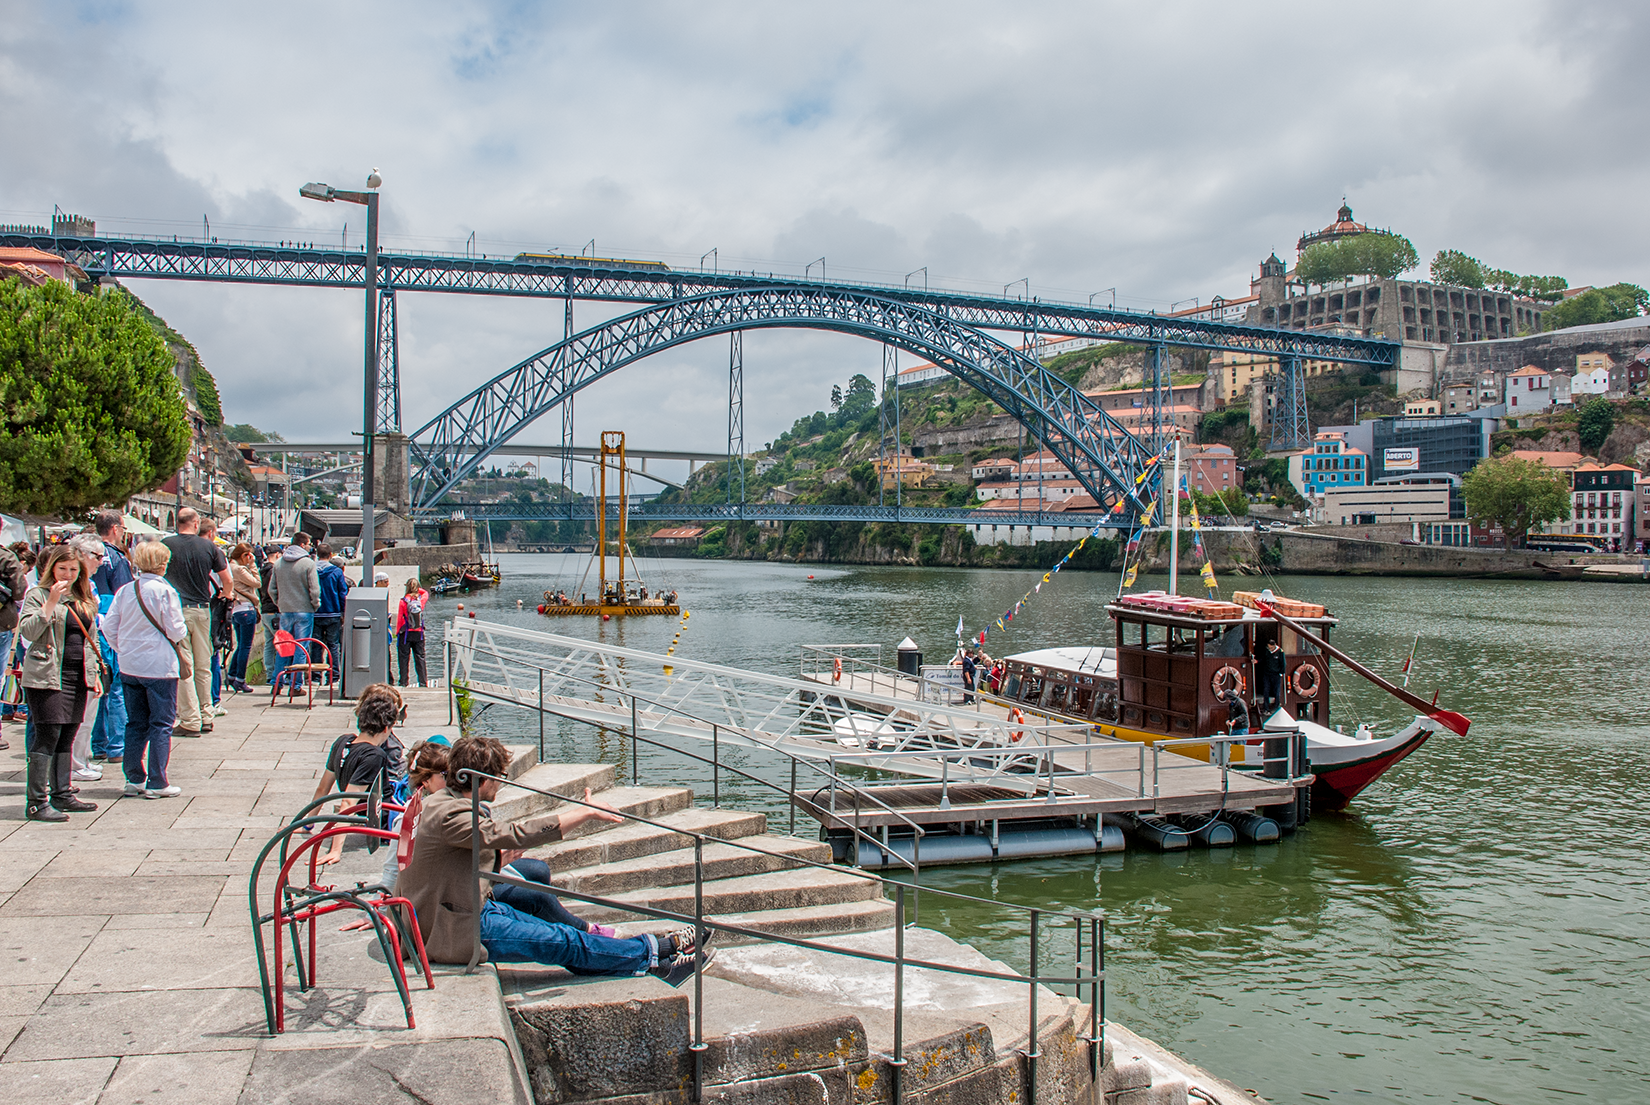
[
  {"xmin": 807, "ymin": 575, "xmax": 814, "ymax": 580},
  {"xmin": 457, "ymin": 603, "xmax": 465, "ymax": 611},
  {"xmin": 602, "ymin": 613, "xmax": 611, "ymax": 621}
]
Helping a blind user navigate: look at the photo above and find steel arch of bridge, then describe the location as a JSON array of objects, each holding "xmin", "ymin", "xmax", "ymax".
[{"xmin": 410, "ymin": 286, "xmax": 1160, "ymax": 515}]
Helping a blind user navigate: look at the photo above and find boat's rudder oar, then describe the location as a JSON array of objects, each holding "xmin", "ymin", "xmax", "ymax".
[{"xmin": 1256, "ymin": 601, "xmax": 1471, "ymax": 736}]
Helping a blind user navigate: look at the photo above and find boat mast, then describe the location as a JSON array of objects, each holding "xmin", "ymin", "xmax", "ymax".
[
  {"xmin": 1168, "ymin": 437, "xmax": 1181, "ymax": 596},
  {"xmin": 613, "ymin": 431, "xmax": 628, "ymax": 595},
  {"xmin": 597, "ymin": 437, "xmax": 609, "ymax": 597}
]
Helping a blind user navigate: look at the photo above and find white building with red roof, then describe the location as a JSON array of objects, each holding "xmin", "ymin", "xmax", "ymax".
[{"xmin": 1504, "ymin": 365, "xmax": 1552, "ymax": 413}]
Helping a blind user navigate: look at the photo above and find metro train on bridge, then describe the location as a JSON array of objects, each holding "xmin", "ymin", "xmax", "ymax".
[{"xmin": 513, "ymin": 251, "xmax": 672, "ymax": 272}]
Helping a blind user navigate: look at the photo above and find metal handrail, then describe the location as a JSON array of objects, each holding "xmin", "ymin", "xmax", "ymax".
[
  {"xmin": 457, "ymin": 768, "xmax": 1106, "ymax": 1105},
  {"xmin": 450, "ymin": 639, "xmax": 930, "ymax": 877}
]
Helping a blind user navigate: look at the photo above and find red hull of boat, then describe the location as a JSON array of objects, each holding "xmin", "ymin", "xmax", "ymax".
[{"xmin": 1311, "ymin": 730, "xmax": 1431, "ymax": 811}]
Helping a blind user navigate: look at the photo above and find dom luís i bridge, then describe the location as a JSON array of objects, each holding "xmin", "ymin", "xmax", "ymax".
[{"xmin": 4, "ymin": 220, "xmax": 1399, "ymax": 531}]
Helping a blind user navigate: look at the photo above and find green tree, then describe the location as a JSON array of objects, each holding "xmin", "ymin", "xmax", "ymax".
[
  {"xmin": 1430, "ymin": 250, "xmax": 1485, "ymax": 287},
  {"xmin": 1576, "ymin": 397, "xmax": 1616, "ymax": 453},
  {"xmin": 0, "ymin": 279, "xmax": 191, "ymax": 516},
  {"xmin": 1486, "ymin": 271, "xmax": 1568, "ymax": 303},
  {"xmin": 1296, "ymin": 232, "xmax": 1419, "ymax": 287},
  {"xmin": 1544, "ymin": 283, "xmax": 1649, "ymax": 331},
  {"xmin": 841, "ymin": 373, "xmax": 876, "ymax": 419},
  {"xmin": 1460, "ymin": 454, "xmax": 1572, "ymax": 549}
]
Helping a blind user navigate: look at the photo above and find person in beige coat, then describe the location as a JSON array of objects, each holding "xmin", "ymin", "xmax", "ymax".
[
  {"xmin": 18, "ymin": 545, "xmax": 104, "ymax": 821},
  {"xmin": 395, "ymin": 736, "xmax": 712, "ymax": 985}
]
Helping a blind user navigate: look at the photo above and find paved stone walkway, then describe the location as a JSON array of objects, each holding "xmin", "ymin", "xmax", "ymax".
[{"xmin": 0, "ymin": 684, "xmax": 529, "ymax": 1105}]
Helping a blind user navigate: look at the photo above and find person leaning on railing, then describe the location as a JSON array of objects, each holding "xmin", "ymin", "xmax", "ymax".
[{"xmin": 393, "ymin": 735, "xmax": 714, "ymax": 986}]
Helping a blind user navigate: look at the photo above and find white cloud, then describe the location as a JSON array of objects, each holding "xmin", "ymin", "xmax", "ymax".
[{"xmin": 3, "ymin": 0, "xmax": 1644, "ymax": 466}]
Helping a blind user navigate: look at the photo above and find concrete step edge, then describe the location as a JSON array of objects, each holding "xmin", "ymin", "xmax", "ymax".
[
  {"xmin": 559, "ymin": 835, "xmax": 832, "ymax": 890},
  {"xmin": 530, "ymin": 808, "xmax": 769, "ymax": 872}
]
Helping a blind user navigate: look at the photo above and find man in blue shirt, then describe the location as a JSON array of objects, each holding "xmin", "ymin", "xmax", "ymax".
[
  {"xmin": 312, "ymin": 542, "xmax": 350, "ymax": 685},
  {"xmin": 90, "ymin": 512, "xmax": 134, "ymax": 762}
]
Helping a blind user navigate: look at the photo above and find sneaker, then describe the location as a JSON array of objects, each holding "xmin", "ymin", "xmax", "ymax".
[
  {"xmin": 211, "ymin": 704, "xmax": 228, "ymax": 717},
  {"xmin": 122, "ymin": 782, "xmax": 146, "ymax": 797},
  {"xmin": 104, "ymin": 754, "xmax": 125, "ymax": 763},
  {"xmin": 143, "ymin": 785, "xmax": 182, "ymax": 799},
  {"xmin": 653, "ymin": 947, "xmax": 716, "ymax": 988},
  {"xmin": 173, "ymin": 726, "xmax": 202, "ymax": 738},
  {"xmin": 662, "ymin": 925, "xmax": 716, "ymax": 958},
  {"xmin": 199, "ymin": 723, "xmax": 213, "ymax": 733},
  {"xmin": 73, "ymin": 766, "xmax": 104, "ymax": 781}
]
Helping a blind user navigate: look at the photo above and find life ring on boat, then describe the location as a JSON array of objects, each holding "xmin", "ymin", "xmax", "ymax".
[
  {"xmin": 1009, "ymin": 708, "xmax": 1027, "ymax": 742},
  {"xmin": 1291, "ymin": 664, "xmax": 1321, "ymax": 698},
  {"xmin": 1210, "ymin": 665, "xmax": 1246, "ymax": 697},
  {"xmin": 832, "ymin": 657, "xmax": 843, "ymax": 683}
]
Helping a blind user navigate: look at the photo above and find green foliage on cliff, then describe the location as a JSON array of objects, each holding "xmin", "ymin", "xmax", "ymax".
[
  {"xmin": 1296, "ymin": 232, "xmax": 1419, "ymax": 287},
  {"xmin": 1576, "ymin": 397, "xmax": 1616, "ymax": 453},
  {"xmin": 0, "ymin": 279, "xmax": 191, "ymax": 515},
  {"xmin": 1543, "ymin": 284, "xmax": 1648, "ymax": 331}
]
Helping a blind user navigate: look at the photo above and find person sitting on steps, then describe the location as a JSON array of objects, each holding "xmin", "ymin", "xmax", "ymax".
[{"xmin": 395, "ymin": 735, "xmax": 713, "ymax": 985}]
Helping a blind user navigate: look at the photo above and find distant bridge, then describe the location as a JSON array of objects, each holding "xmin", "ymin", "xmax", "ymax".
[{"xmin": 444, "ymin": 500, "xmax": 1129, "ymax": 529}]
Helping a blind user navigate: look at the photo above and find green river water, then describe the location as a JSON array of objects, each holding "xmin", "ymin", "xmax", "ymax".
[{"xmin": 450, "ymin": 553, "xmax": 1649, "ymax": 1104}]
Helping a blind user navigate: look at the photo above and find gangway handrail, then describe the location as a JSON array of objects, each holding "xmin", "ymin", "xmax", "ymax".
[
  {"xmin": 448, "ymin": 637, "xmax": 931, "ymax": 878},
  {"xmin": 459, "ymin": 767, "xmax": 1106, "ymax": 1105}
]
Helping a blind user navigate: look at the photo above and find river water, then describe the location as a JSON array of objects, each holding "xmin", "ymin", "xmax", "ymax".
[{"xmin": 447, "ymin": 553, "xmax": 1649, "ymax": 1105}]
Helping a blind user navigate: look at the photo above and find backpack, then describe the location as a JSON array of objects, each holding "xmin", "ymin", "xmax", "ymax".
[{"xmin": 403, "ymin": 594, "xmax": 423, "ymax": 633}]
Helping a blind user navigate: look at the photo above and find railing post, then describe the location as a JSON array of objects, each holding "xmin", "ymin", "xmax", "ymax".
[
  {"xmin": 446, "ymin": 638, "xmax": 454, "ymax": 725},
  {"xmin": 537, "ymin": 668, "xmax": 545, "ymax": 763},
  {"xmin": 690, "ymin": 837, "xmax": 707, "ymax": 1102},
  {"xmin": 1091, "ymin": 914, "xmax": 1103, "ymax": 1084},
  {"xmin": 1027, "ymin": 908, "xmax": 1041, "ymax": 1105},
  {"xmin": 938, "ymin": 755, "xmax": 951, "ymax": 810},
  {"xmin": 789, "ymin": 759, "xmax": 797, "ymax": 835},
  {"xmin": 892, "ymin": 884, "xmax": 907, "ymax": 1105},
  {"xmin": 464, "ymin": 779, "xmax": 484, "ymax": 975},
  {"xmin": 631, "ymin": 695, "xmax": 639, "ymax": 786},
  {"xmin": 712, "ymin": 725, "xmax": 720, "ymax": 808}
]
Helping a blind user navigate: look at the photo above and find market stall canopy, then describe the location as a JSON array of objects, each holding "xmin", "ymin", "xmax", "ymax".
[{"xmin": 123, "ymin": 514, "xmax": 165, "ymax": 536}]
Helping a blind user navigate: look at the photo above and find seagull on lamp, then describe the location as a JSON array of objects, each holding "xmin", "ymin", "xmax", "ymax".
[{"xmin": 366, "ymin": 168, "xmax": 382, "ymax": 190}]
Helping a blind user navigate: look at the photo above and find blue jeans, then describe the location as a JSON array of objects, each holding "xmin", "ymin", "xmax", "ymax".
[
  {"xmin": 271, "ymin": 612, "xmax": 315, "ymax": 689},
  {"xmin": 493, "ymin": 859, "xmax": 594, "ymax": 932},
  {"xmin": 260, "ymin": 613, "xmax": 280, "ymax": 684},
  {"xmin": 122, "ymin": 676, "xmax": 177, "ymax": 790},
  {"xmin": 211, "ymin": 652, "xmax": 222, "ymax": 705},
  {"xmin": 312, "ymin": 617, "xmax": 342, "ymax": 683},
  {"xmin": 91, "ymin": 636, "xmax": 127, "ymax": 758},
  {"xmin": 0, "ymin": 628, "xmax": 14, "ymax": 718},
  {"xmin": 229, "ymin": 610, "xmax": 257, "ymax": 682},
  {"xmin": 479, "ymin": 899, "xmax": 655, "ymax": 975}
]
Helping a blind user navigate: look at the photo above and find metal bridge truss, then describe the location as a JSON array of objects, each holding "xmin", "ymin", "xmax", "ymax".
[
  {"xmin": 409, "ymin": 286, "xmax": 1164, "ymax": 514},
  {"xmin": 12, "ymin": 233, "xmax": 1399, "ymax": 364},
  {"xmin": 447, "ymin": 618, "xmax": 1094, "ymax": 793},
  {"xmin": 376, "ymin": 288, "xmax": 401, "ymax": 433}
]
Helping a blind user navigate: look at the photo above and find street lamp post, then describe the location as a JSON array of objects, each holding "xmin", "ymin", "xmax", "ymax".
[{"xmin": 300, "ymin": 172, "xmax": 381, "ymax": 585}]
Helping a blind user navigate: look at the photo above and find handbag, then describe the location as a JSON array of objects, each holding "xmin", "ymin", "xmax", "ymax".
[
  {"xmin": 67, "ymin": 604, "xmax": 113, "ymax": 690},
  {"xmin": 133, "ymin": 579, "xmax": 193, "ymax": 680}
]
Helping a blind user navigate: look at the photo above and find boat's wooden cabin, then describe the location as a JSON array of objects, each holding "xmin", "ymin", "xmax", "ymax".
[
  {"xmin": 998, "ymin": 647, "xmax": 1121, "ymax": 723},
  {"xmin": 1104, "ymin": 602, "xmax": 1337, "ymax": 740}
]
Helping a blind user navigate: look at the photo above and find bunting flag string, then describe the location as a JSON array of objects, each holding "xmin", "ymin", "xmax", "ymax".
[
  {"xmin": 973, "ymin": 528, "xmax": 1105, "ymax": 649},
  {"xmin": 1181, "ymin": 473, "xmax": 1220, "ymax": 597}
]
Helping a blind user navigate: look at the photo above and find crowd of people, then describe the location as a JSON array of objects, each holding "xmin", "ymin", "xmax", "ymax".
[{"xmin": 2, "ymin": 511, "xmax": 437, "ymax": 820}]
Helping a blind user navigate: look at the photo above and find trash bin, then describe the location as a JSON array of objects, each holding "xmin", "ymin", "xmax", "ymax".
[
  {"xmin": 343, "ymin": 587, "xmax": 389, "ymax": 698},
  {"xmin": 896, "ymin": 636, "xmax": 922, "ymax": 676}
]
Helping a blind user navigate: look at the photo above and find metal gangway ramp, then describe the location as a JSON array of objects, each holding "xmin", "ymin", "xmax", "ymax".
[{"xmin": 443, "ymin": 619, "xmax": 1301, "ymax": 823}]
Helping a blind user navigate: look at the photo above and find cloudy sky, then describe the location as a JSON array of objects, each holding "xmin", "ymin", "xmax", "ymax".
[{"xmin": 4, "ymin": 1, "xmax": 1644, "ymax": 477}]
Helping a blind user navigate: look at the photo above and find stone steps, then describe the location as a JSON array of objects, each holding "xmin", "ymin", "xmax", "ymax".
[
  {"xmin": 532, "ymin": 806, "xmax": 769, "ymax": 874},
  {"xmin": 579, "ymin": 864, "xmax": 886, "ymax": 925},
  {"xmin": 557, "ymin": 835, "xmax": 830, "ymax": 898},
  {"xmin": 488, "ymin": 761, "xmax": 617, "ymax": 822}
]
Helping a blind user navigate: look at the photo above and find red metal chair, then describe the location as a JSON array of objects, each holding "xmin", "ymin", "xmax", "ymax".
[
  {"xmin": 249, "ymin": 787, "xmax": 430, "ymax": 1034},
  {"xmin": 270, "ymin": 633, "xmax": 334, "ymax": 708}
]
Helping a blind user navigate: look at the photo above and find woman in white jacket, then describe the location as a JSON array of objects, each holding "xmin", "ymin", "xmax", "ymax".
[{"xmin": 101, "ymin": 540, "xmax": 188, "ymax": 798}]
